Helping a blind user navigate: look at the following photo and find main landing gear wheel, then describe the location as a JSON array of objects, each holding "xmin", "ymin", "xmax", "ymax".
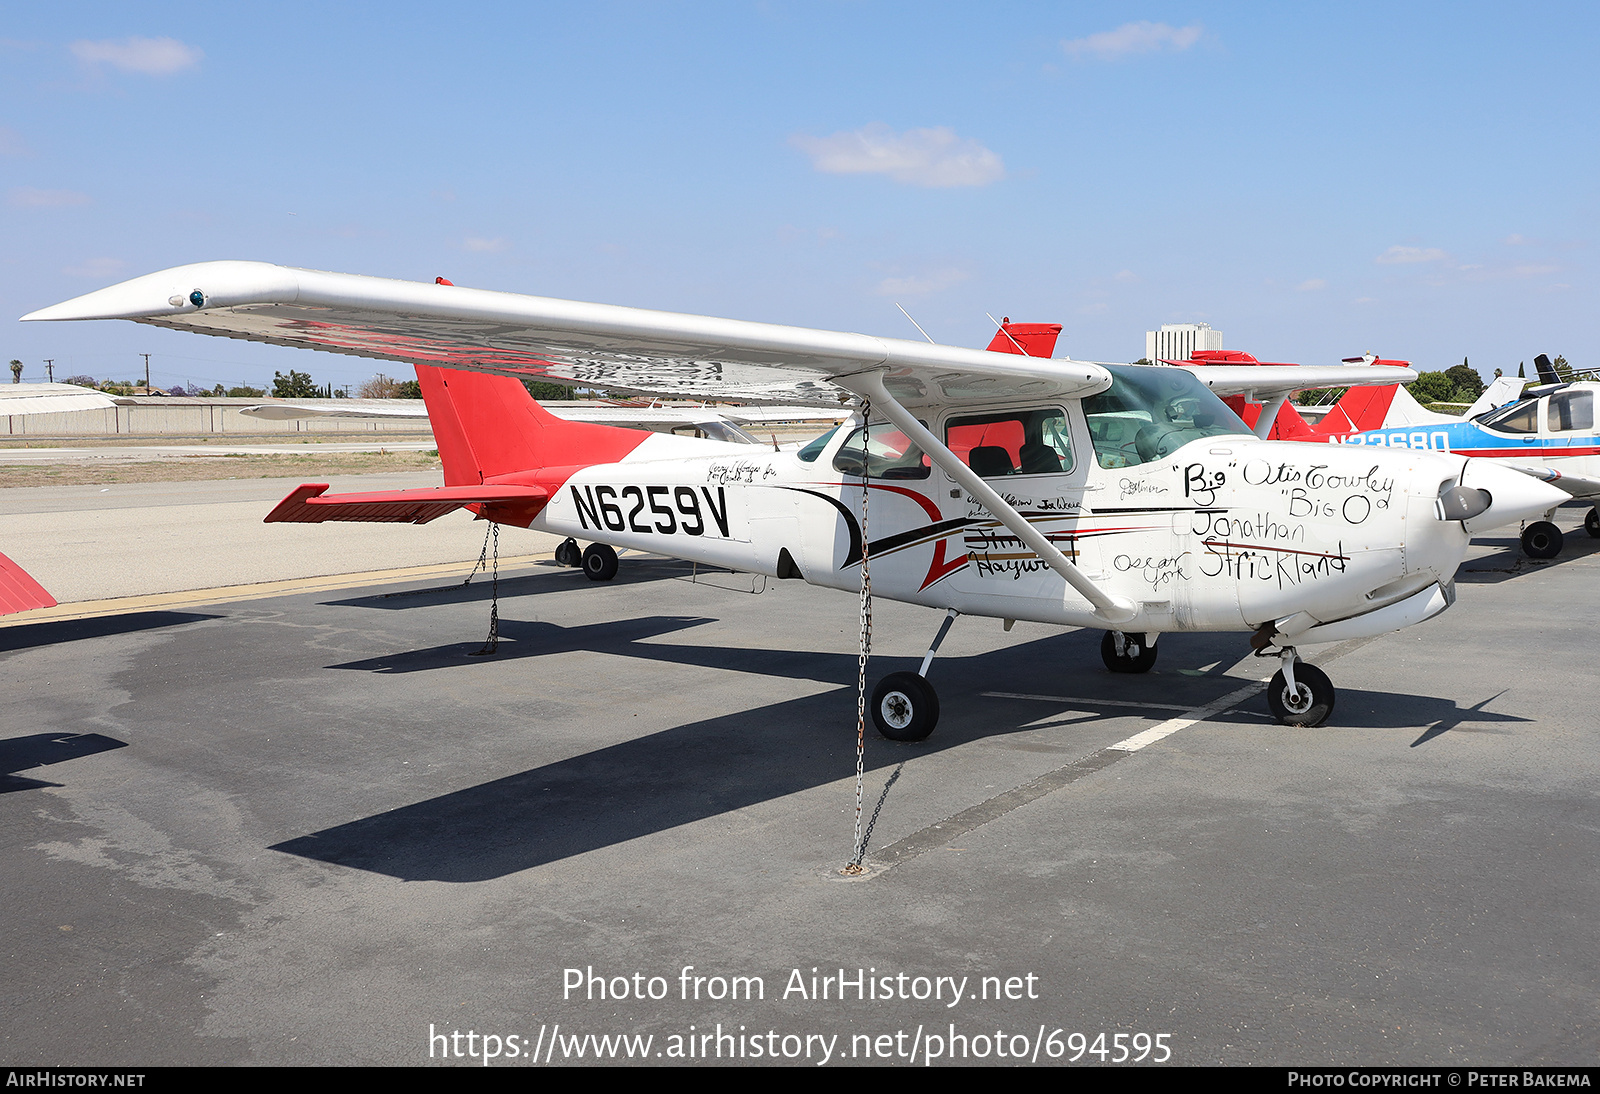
[
  {"xmin": 1520, "ymin": 520, "xmax": 1563, "ymax": 560},
  {"xmin": 871, "ymin": 671, "xmax": 939, "ymax": 742},
  {"xmin": 1101, "ymin": 631, "xmax": 1158, "ymax": 674},
  {"xmin": 554, "ymin": 537, "xmax": 581, "ymax": 567},
  {"xmin": 581, "ymin": 542, "xmax": 619, "ymax": 581},
  {"xmin": 1586, "ymin": 508, "xmax": 1600, "ymax": 539},
  {"xmin": 1267, "ymin": 663, "xmax": 1335, "ymax": 727}
]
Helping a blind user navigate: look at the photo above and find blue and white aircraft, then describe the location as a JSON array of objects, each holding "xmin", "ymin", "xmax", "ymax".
[{"xmin": 1331, "ymin": 356, "xmax": 1600, "ymax": 558}]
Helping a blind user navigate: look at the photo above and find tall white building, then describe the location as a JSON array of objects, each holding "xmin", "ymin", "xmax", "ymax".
[{"xmin": 1145, "ymin": 323, "xmax": 1224, "ymax": 363}]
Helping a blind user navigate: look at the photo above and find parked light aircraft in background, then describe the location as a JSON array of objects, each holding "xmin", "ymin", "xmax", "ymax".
[
  {"xmin": 24, "ymin": 262, "xmax": 1569, "ymax": 732},
  {"xmin": 1330, "ymin": 354, "xmax": 1600, "ymax": 559},
  {"xmin": 0, "ymin": 382, "xmax": 123, "ymax": 615}
]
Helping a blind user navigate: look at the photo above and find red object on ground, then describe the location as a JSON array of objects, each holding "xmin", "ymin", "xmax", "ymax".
[{"xmin": 0, "ymin": 551, "xmax": 56, "ymax": 616}]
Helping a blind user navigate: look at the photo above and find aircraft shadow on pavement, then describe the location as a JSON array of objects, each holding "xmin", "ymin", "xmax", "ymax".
[
  {"xmin": 328, "ymin": 614, "xmax": 725, "ymax": 674},
  {"xmin": 325, "ymin": 557, "xmax": 697, "ymax": 611},
  {"xmin": 0, "ymin": 731, "xmax": 127, "ymax": 794},
  {"xmin": 0, "ymin": 611, "xmax": 218, "ymax": 654},
  {"xmin": 276, "ymin": 627, "xmax": 1518, "ymax": 881}
]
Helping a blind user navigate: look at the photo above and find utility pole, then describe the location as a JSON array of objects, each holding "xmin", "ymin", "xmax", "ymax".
[
  {"xmin": 44, "ymin": 359, "xmax": 53, "ymax": 383},
  {"xmin": 141, "ymin": 353, "xmax": 151, "ymax": 393}
]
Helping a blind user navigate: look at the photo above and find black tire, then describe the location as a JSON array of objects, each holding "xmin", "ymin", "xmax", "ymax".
[
  {"xmin": 1521, "ymin": 520, "xmax": 1563, "ymax": 560},
  {"xmin": 1586, "ymin": 508, "xmax": 1600, "ymax": 539},
  {"xmin": 870, "ymin": 671, "xmax": 939, "ymax": 742},
  {"xmin": 581, "ymin": 542, "xmax": 619, "ymax": 581},
  {"xmin": 1100, "ymin": 630, "xmax": 1158, "ymax": 674},
  {"xmin": 1267, "ymin": 663, "xmax": 1335, "ymax": 727},
  {"xmin": 554, "ymin": 537, "xmax": 581, "ymax": 567}
]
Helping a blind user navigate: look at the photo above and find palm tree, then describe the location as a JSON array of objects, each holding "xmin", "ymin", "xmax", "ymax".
[{"xmin": 8, "ymin": 360, "xmax": 21, "ymax": 384}]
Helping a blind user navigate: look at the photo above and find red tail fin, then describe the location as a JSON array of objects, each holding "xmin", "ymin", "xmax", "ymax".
[
  {"xmin": 1311, "ymin": 384, "xmax": 1398, "ymax": 436},
  {"xmin": 413, "ymin": 365, "xmax": 648, "ymax": 485},
  {"xmin": 985, "ymin": 320, "xmax": 1062, "ymax": 358}
]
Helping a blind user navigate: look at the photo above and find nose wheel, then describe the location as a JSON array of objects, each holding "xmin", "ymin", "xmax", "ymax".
[
  {"xmin": 1586, "ymin": 507, "xmax": 1599, "ymax": 539},
  {"xmin": 1520, "ymin": 520, "xmax": 1564, "ymax": 559},
  {"xmin": 1266, "ymin": 653, "xmax": 1335, "ymax": 727}
]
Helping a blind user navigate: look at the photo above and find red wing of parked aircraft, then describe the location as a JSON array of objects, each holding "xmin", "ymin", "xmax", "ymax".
[{"xmin": 25, "ymin": 262, "xmax": 1568, "ymax": 733}]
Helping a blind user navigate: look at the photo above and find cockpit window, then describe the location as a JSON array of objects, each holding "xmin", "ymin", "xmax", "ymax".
[
  {"xmin": 1481, "ymin": 399, "xmax": 1539, "ymax": 434},
  {"xmin": 796, "ymin": 425, "xmax": 841, "ymax": 463},
  {"xmin": 1548, "ymin": 391, "xmax": 1594, "ymax": 433},
  {"xmin": 1083, "ymin": 365, "xmax": 1250, "ymax": 468},
  {"xmin": 831, "ymin": 422, "xmax": 931, "ymax": 479}
]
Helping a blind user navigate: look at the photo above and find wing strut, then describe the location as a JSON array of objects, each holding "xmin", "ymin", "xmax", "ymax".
[{"xmin": 842, "ymin": 372, "xmax": 1138, "ymax": 624}]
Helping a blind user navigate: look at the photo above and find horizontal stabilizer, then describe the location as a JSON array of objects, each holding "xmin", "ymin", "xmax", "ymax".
[
  {"xmin": 265, "ymin": 483, "xmax": 548, "ymax": 525},
  {"xmin": 0, "ymin": 550, "xmax": 57, "ymax": 615}
]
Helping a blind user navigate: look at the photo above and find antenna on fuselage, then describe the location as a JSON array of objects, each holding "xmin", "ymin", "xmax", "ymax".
[
  {"xmin": 894, "ymin": 303, "xmax": 936, "ymax": 344},
  {"xmin": 985, "ymin": 312, "xmax": 1031, "ymax": 356}
]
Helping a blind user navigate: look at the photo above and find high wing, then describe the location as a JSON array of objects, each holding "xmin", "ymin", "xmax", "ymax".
[
  {"xmin": 23, "ymin": 261, "xmax": 1111, "ymax": 408},
  {"xmin": 1174, "ymin": 364, "xmax": 1417, "ymax": 400}
]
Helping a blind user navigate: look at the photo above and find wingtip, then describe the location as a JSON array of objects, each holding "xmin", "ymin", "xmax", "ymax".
[{"xmin": 18, "ymin": 260, "xmax": 299, "ymax": 323}]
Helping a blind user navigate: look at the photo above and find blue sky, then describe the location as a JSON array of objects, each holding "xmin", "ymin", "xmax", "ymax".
[{"xmin": 4, "ymin": 2, "xmax": 1595, "ymax": 391}]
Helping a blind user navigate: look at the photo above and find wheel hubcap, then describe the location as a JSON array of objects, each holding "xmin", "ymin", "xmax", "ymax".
[
  {"xmin": 1282, "ymin": 683, "xmax": 1313, "ymax": 715},
  {"xmin": 881, "ymin": 692, "xmax": 913, "ymax": 729}
]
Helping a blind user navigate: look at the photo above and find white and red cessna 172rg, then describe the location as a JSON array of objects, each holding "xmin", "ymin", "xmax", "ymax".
[{"xmin": 24, "ymin": 262, "xmax": 1568, "ymax": 732}]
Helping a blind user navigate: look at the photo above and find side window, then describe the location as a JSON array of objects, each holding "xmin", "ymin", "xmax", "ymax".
[
  {"xmin": 1483, "ymin": 400, "xmax": 1540, "ymax": 434},
  {"xmin": 1548, "ymin": 391, "xmax": 1594, "ymax": 433},
  {"xmin": 945, "ymin": 409, "xmax": 1074, "ymax": 477},
  {"xmin": 831, "ymin": 423, "xmax": 931, "ymax": 479}
]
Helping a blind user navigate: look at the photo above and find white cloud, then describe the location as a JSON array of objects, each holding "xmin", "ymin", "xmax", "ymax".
[
  {"xmin": 1296, "ymin": 278, "xmax": 1328, "ymax": 292},
  {"xmin": 462, "ymin": 236, "xmax": 509, "ymax": 253},
  {"xmin": 70, "ymin": 36, "xmax": 201, "ymax": 76},
  {"xmin": 9, "ymin": 186, "xmax": 90, "ymax": 208},
  {"xmin": 1503, "ymin": 233, "xmax": 1530, "ymax": 246},
  {"xmin": 791, "ymin": 124, "xmax": 1004, "ymax": 188},
  {"xmin": 63, "ymin": 257, "xmax": 125, "ymax": 278},
  {"xmin": 873, "ymin": 267, "xmax": 970, "ymax": 297},
  {"xmin": 1063, "ymin": 22, "xmax": 1202, "ymax": 60},
  {"xmin": 1376, "ymin": 245, "xmax": 1447, "ymax": 265}
]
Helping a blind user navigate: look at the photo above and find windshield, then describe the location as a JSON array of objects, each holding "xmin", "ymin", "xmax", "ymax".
[{"xmin": 1083, "ymin": 365, "xmax": 1250, "ymax": 468}]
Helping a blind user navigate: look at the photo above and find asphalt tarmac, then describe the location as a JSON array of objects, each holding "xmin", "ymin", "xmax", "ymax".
[{"xmin": 1, "ymin": 491, "xmax": 1595, "ymax": 1067}]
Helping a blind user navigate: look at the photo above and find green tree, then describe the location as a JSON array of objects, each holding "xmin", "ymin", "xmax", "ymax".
[
  {"xmin": 272, "ymin": 370, "xmax": 320, "ymax": 398},
  {"xmin": 521, "ymin": 379, "xmax": 576, "ymax": 401},
  {"xmin": 1551, "ymin": 355, "xmax": 1574, "ymax": 381},
  {"xmin": 8, "ymin": 359, "xmax": 21, "ymax": 384},
  {"xmin": 1444, "ymin": 362, "xmax": 1485, "ymax": 401},
  {"xmin": 227, "ymin": 386, "xmax": 266, "ymax": 398},
  {"xmin": 1408, "ymin": 371, "xmax": 1457, "ymax": 404}
]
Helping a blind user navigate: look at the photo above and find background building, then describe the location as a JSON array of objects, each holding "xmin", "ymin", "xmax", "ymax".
[{"xmin": 1145, "ymin": 323, "xmax": 1224, "ymax": 363}]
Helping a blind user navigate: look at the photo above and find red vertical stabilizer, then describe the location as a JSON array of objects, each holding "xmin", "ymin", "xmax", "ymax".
[
  {"xmin": 1311, "ymin": 384, "xmax": 1399, "ymax": 436},
  {"xmin": 985, "ymin": 320, "xmax": 1063, "ymax": 358},
  {"xmin": 413, "ymin": 365, "xmax": 649, "ymax": 486}
]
